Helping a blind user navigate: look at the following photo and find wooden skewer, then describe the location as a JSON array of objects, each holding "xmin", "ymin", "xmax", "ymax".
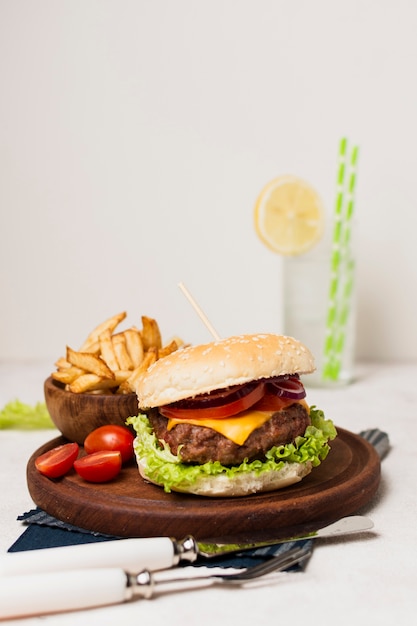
[{"xmin": 178, "ymin": 282, "xmax": 221, "ymax": 341}]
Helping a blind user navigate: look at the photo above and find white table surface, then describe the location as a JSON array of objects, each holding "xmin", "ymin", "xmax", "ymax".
[{"xmin": 1, "ymin": 360, "xmax": 416, "ymax": 625}]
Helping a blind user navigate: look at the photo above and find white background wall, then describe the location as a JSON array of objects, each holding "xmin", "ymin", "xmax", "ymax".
[{"xmin": 1, "ymin": 0, "xmax": 416, "ymax": 363}]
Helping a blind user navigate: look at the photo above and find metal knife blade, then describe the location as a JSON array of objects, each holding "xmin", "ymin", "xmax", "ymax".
[{"xmin": 194, "ymin": 514, "xmax": 374, "ymax": 557}]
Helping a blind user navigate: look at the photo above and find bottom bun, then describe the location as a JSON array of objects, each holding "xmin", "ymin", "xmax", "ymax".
[{"xmin": 137, "ymin": 458, "xmax": 313, "ymax": 497}]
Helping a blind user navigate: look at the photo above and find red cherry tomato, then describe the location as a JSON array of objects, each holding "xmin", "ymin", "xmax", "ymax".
[
  {"xmin": 35, "ymin": 442, "xmax": 79, "ymax": 478},
  {"xmin": 160, "ymin": 382, "xmax": 266, "ymax": 420},
  {"xmin": 84, "ymin": 425, "xmax": 135, "ymax": 463},
  {"xmin": 74, "ymin": 450, "xmax": 122, "ymax": 483}
]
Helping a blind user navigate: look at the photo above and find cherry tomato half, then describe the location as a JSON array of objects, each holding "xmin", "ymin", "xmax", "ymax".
[
  {"xmin": 84, "ymin": 425, "xmax": 135, "ymax": 463},
  {"xmin": 35, "ymin": 442, "xmax": 79, "ymax": 478},
  {"xmin": 160, "ymin": 382, "xmax": 266, "ymax": 420},
  {"xmin": 74, "ymin": 450, "xmax": 122, "ymax": 483}
]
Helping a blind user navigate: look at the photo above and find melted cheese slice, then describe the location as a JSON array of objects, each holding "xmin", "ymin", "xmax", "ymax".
[{"xmin": 167, "ymin": 399, "xmax": 309, "ymax": 446}]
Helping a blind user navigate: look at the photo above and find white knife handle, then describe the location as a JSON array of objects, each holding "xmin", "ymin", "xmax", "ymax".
[
  {"xmin": 0, "ymin": 568, "xmax": 128, "ymax": 619},
  {"xmin": 1, "ymin": 536, "xmax": 177, "ymax": 576}
]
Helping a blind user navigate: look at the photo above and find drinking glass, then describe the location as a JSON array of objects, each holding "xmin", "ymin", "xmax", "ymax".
[{"xmin": 282, "ymin": 240, "xmax": 356, "ymax": 387}]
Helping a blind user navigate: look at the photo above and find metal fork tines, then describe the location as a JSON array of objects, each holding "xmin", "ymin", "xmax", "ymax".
[
  {"xmin": 127, "ymin": 546, "xmax": 312, "ymax": 600},
  {"xmin": 212, "ymin": 546, "xmax": 312, "ymax": 584}
]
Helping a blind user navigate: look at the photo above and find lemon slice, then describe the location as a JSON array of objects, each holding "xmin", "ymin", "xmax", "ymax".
[{"xmin": 254, "ymin": 175, "xmax": 325, "ymax": 256}]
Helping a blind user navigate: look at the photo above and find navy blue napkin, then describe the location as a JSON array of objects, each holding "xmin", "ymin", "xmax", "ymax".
[{"xmin": 9, "ymin": 508, "xmax": 312, "ymax": 570}]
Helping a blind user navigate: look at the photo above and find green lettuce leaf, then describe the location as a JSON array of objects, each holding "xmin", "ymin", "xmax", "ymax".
[
  {"xmin": 127, "ymin": 406, "xmax": 337, "ymax": 493},
  {"xmin": 0, "ymin": 400, "xmax": 54, "ymax": 430}
]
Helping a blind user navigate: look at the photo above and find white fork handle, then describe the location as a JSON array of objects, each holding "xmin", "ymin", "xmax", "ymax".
[
  {"xmin": 1, "ymin": 536, "xmax": 175, "ymax": 576},
  {"xmin": 0, "ymin": 568, "xmax": 128, "ymax": 619}
]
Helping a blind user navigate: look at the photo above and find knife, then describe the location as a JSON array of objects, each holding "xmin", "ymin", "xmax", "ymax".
[
  {"xmin": 0, "ymin": 515, "xmax": 373, "ymax": 577},
  {"xmin": 0, "ymin": 546, "xmax": 311, "ymax": 619}
]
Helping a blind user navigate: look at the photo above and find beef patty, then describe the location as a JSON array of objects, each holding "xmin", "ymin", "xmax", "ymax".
[{"xmin": 148, "ymin": 402, "xmax": 310, "ymax": 465}]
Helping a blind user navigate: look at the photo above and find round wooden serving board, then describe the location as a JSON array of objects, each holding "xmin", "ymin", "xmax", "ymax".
[{"xmin": 27, "ymin": 428, "xmax": 381, "ymax": 541}]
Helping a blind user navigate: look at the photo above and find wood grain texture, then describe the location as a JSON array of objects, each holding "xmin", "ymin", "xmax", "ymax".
[
  {"xmin": 44, "ymin": 377, "xmax": 139, "ymax": 444},
  {"xmin": 26, "ymin": 428, "xmax": 381, "ymax": 541}
]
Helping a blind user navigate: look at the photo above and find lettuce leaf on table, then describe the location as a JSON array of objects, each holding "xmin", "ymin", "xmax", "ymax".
[{"xmin": 0, "ymin": 400, "xmax": 54, "ymax": 430}]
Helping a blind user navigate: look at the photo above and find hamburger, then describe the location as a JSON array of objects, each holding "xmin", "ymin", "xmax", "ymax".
[{"xmin": 127, "ymin": 333, "xmax": 337, "ymax": 497}]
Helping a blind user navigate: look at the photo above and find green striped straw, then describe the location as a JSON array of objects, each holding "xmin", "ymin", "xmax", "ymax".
[
  {"xmin": 331, "ymin": 145, "xmax": 359, "ymax": 379},
  {"xmin": 322, "ymin": 139, "xmax": 359, "ymax": 381},
  {"xmin": 322, "ymin": 138, "xmax": 348, "ymax": 380}
]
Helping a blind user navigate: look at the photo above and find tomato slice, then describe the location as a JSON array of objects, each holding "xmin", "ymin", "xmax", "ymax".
[
  {"xmin": 251, "ymin": 392, "xmax": 295, "ymax": 412},
  {"xmin": 160, "ymin": 382, "xmax": 266, "ymax": 420},
  {"xmin": 35, "ymin": 442, "xmax": 79, "ymax": 478},
  {"xmin": 74, "ymin": 451, "xmax": 122, "ymax": 483},
  {"xmin": 169, "ymin": 383, "xmax": 261, "ymax": 410},
  {"xmin": 84, "ymin": 425, "xmax": 135, "ymax": 463}
]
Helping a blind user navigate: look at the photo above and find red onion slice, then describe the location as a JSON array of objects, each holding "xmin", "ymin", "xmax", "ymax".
[
  {"xmin": 268, "ymin": 376, "xmax": 306, "ymax": 400},
  {"xmin": 162, "ymin": 382, "xmax": 263, "ymax": 410}
]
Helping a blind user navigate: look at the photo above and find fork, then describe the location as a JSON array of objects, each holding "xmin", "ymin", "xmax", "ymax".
[
  {"xmin": 131, "ymin": 545, "xmax": 312, "ymax": 599},
  {"xmin": 0, "ymin": 546, "xmax": 311, "ymax": 619}
]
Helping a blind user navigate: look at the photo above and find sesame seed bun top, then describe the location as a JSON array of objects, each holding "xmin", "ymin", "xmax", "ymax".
[{"xmin": 135, "ymin": 333, "xmax": 315, "ymax": 409}]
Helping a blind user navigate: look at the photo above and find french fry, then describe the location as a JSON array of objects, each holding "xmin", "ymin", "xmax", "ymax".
[
  {"xmin": 99, "ymin": 329, "xmax": 120, "ymax": 372},
  {"xmin": 82, "ymin": 341, "xmax": 101, "ymax": 355},
  {"xmin": 52, "ymin": 311, "xmax": 184, "ymax": 395},
  {"xmin": 158, "ymin": 339, "xmax": 181, "ymax": 359},
  {"xmin": 169, "ymin": 335, "xmax": 185, "ymax": 349},
  {"xmin": 113, "ymin": 370, "xmax": 133, "ymax": 385},
  {"xmin": 141, "ymin": 316, "xmax": 162, "ymax": 351},
  {"xmin": 123, "ymin": 327, "xmax": 144, "ymax": 369},
  {"xmin": 112, "ymin": 334, "xmax": 133, "ymax": 370},
  {"xmin": 52, "ymin": 366, "xmax": 86, "ymax": 385},
  {"xmin": 58, "ymin": 343, "xmax": 99, "ymax": 366},
  {"xmin": 119, "ymin": 349, "xmax": 157, "ymax": 394},
  {"xmin": 66, "ymin": 346, "xmax": 115, "ymax": 379},
  {"xmin": 54, "ymin": 357, "xmax": 71, "ymax": 370},
  {"xmin": 79, "ymin": 312, "xmax": 127, "ymax": 351},
  {"xmin": 69, "ymin": 374, "xmax": 118, "ymax": 394}
]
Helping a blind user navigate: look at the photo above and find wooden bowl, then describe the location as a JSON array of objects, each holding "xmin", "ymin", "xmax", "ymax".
[{"xmin": 44, "ymin": 377, "xmax": 139, "ymax": 444}]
